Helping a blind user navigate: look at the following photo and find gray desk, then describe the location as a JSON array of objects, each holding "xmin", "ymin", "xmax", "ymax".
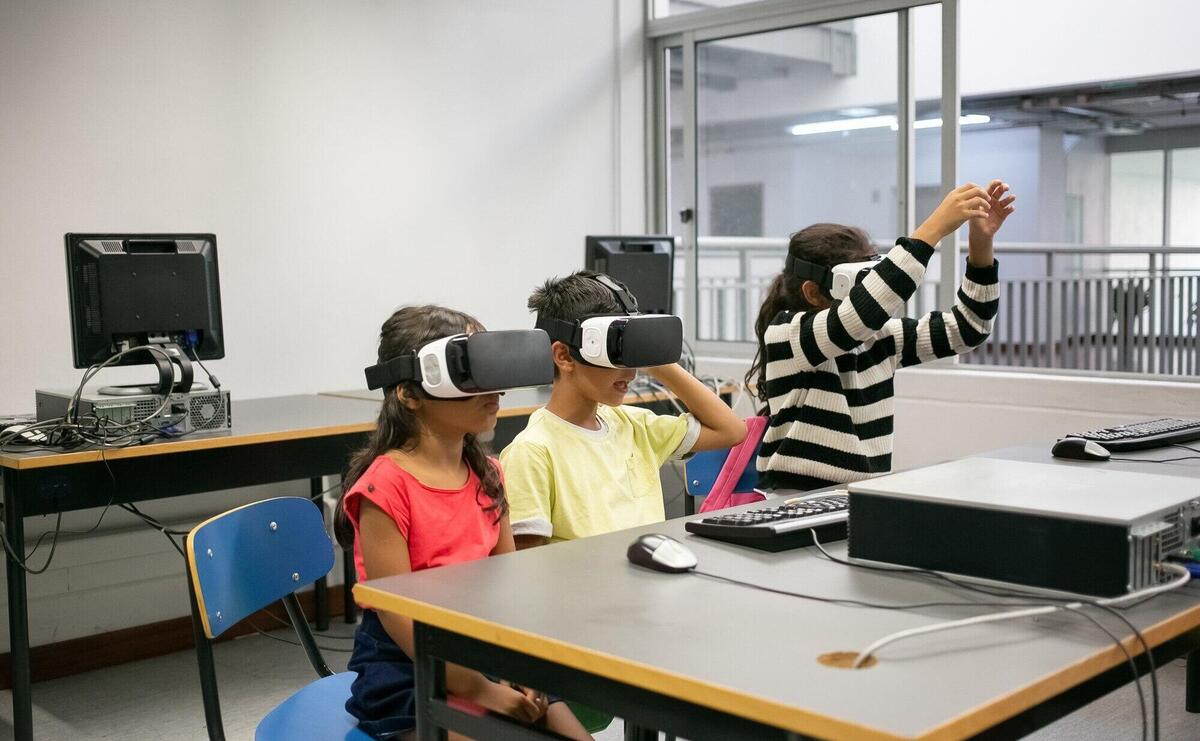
[
  {"xmin": 0, "ymin": 395, "xmax": 378, "ymax": 741},
  {"xmin": 354, "ymin": 446, "xmax": 1200, "ymax": 740}
]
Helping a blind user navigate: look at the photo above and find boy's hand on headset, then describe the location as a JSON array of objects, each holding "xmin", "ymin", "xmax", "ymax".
[{"xmin": 912, "ymin": 183, "xmax": 991, "ymax": 246}]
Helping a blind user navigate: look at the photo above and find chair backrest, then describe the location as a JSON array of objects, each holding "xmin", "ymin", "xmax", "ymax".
[
  {"xmin": 686, "ymin": 448, "xmax": 758, "ymax": 497},
  {"xmin": 186, "ymin": 496, "xmax": 334, "ymax": 640},
  {"xmin": 696, "ymin": 416, "xmax": 769, "ymax": 513}
]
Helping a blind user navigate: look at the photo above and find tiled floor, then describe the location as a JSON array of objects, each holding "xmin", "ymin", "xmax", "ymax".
[{"xmin": 0, "ymin": 618, "xmax": 1191, "ymax": 740}]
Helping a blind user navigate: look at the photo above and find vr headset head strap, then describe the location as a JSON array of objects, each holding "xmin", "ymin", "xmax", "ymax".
[
  {"xmin": 784, "ymin": 254, "xmax": 833, "ymax": 290},
  {"xmin": 534, "ymin": 315, "xmax": 582, "ymax": 348},
  {"xmin": 591, "ymin": 274, "xmax": 640, "ymax": 315},
  {"xmin": 364, "ymin": 354, "xmax": 421, "ymax": 391}
]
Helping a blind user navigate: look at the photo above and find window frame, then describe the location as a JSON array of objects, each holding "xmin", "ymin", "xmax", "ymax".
[{"xmin": 645, "ymin": 0, "xmax": 958, "ymax": 359}]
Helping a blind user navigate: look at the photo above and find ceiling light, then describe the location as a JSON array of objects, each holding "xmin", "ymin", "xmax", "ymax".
[{"xmin": 789, "ymin": 114, "xmax": 991, "ymax": 136}]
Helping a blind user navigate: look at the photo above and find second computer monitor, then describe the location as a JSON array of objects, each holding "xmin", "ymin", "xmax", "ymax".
[{"xmin": 585, "ymin": 235, "xmax": 674, "ymax": 315}]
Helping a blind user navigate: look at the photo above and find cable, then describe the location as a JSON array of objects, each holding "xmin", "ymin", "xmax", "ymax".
[
  {"xmin": 185, "ymin": 345, "xmax": 221, "ymax": 390},
  {"xmin": 1069, "ymin": 608, "xmax": 1149, "ymax": 741},
  {"xmin": 243, "ymin": 618, "xmax": 352, "ymax": 652},
  {"xmin": 808, "ymin": 530, "xmax": 1165, "ymax": 735},
  {"xmin": 849, "ymin": 563, "xmax": 1190, "ymax": 669},
  {"xmin": 262, "ymin": 605, "xmax": 357, "ymax": 641},
  {"xmin": 808, "ymin": 532, "xmax": 1170, "ymax": 736},
  {"xmin": 1111, "ymin": 455, "xmax": 1200, "ymax": 464}
]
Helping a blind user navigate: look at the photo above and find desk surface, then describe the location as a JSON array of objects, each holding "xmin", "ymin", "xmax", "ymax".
[
  {"xmin": 355, "ymin": 446, "xmax": 1200, "ymax": 740},
  {"xmin": 322, "ymin": 382, "xmax": 737, "ymax": 418},
  {"xmin": 0, "ymin": 394, "xmax": 378, "ymax": 471}
]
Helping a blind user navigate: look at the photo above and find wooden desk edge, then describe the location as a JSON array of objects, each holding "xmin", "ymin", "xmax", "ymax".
[
  {"xmin": 352, "ymin": 582, "xmax": 904, "ymax": 741},
  {"xmin": 354, "ymin": 583, "xmax": 1200, "ymax": 741},
  {"xmin": 0, "ymin": 422, "xmax": 376, "ymax": 470}
]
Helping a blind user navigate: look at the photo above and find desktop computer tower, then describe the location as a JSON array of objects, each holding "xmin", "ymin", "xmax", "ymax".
[
  {"xmin": 36, "ymin": 387, "xmax": 232, "ymax": 435},
  {"xmin": 847, "ymin": 458, "xmax": 1200, "ymax": 597}
]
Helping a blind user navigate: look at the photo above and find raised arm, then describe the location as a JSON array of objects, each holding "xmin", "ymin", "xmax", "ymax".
[{"xmin": 891, "ymin": 181, "xmax": 1013, "ymax": 367}]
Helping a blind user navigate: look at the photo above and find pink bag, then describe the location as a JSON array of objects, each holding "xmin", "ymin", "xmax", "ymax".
[{"xmin": 698, "ymin": 416, "xmax": 769, "ymax": 513}]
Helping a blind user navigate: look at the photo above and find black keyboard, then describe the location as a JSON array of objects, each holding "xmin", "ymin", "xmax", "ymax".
[
  {"xmin": 684, "ymin": 493, "xmax": 849, "ymax": 552},
  {"xmin": 1068, "ymin": 417, "xmax": 1200, "ymax": 452}
]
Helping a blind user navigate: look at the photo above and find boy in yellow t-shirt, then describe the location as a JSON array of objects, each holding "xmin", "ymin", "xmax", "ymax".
[{"xmin": 501, "ymin": 271, "xmax": 747, "ymax": 548}]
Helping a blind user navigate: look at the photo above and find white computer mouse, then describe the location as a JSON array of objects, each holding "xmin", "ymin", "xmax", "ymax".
[{"xmin": 626, "ymin": 533, "xmax": 698, "ymax": 573}]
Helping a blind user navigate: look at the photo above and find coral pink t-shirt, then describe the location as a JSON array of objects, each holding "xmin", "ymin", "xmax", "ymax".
[{"xmin": 343, "ymin": 455, "xmax": 502, "ymax": 582}]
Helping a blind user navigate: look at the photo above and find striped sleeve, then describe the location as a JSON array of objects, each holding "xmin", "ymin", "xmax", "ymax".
[
  {"xmin": 768, "ymin": 238, "xmax": 935, "ymax": 372},
  {"xmin": 891, "ymin": 259, "xmax": 1001, "ymax": 367}
]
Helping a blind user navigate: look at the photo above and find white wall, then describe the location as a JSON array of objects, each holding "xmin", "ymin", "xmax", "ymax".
[{"xmin": 0, "ymin": 0, "xmax": 646, "ymax": 648}]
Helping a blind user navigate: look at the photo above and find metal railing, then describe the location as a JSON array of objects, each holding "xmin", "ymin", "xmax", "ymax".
[{"xmin": 679, "ymin": 238, "xmax": 1200, "ymax": 377}]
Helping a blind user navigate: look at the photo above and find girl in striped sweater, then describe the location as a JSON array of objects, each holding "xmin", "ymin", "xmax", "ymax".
[{"xmin": 747, "ymin": 181, "xmax": 1015, "ymax": 491}]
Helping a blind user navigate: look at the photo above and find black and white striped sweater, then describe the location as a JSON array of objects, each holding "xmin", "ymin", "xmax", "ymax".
[{"xmin": 757, "ymin": 237, "xmax": 999, "ymax": 491}]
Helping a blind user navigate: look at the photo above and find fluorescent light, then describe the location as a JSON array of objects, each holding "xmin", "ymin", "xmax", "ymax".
[
  {"xmin": 789, "ymin": 113, "xmax": 991, "ymax": 136},
  {"xmin": 912, "ymin": 114, "xmax": 991, "ymax": 130},
  {"xmin": 789, "ymin": 115, "xmax": 895, "ymax": 136},
  {"xmin": 837, "ymin": 107, "xmax": 879, "ymax": 117}
]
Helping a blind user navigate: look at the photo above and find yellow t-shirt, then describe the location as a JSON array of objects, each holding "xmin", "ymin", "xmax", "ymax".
[{"xmin": 500, "ymin": 404, "xmax": 699, "ymax": 542}]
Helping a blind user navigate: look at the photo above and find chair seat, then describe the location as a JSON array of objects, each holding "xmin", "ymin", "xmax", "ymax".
[{"xmin": 256, "ymin": 672, "xmax": 372, "ymax": 741}]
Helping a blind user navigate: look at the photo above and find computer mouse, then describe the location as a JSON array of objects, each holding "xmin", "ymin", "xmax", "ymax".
[
  {"xmin": 1051, "ymin": 437, "xmax": 1111, "ymax": 461},
  {"xmin": 626, "ymin": 533, "xmax": 697, "ymax": 573}
]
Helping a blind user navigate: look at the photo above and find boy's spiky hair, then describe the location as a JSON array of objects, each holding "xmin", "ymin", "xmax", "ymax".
[{"xmin": 527, "ymin": 270, "xmax": 632, "ymax": 323}]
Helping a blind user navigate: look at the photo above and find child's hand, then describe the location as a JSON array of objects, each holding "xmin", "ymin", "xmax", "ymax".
[
  {"xmin": 969, "ymin": 179, "xmax": 1016, "ymax": 239},
  {"xmin": 912, "ymin": 183, "xmax": 991, "ymax": 246},
  {"xmin": 479, "ymin": 681, "xmax": 547, "ymax": 723}
]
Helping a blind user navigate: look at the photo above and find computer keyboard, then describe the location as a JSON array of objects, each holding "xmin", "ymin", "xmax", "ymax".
[
  {"xmin": 1067, "ymin": 417, "xmax": 1200, "ymax": 452},
  {"xmin": 684, "ymin": 493, "xmax": 849, "ymax": 552}
]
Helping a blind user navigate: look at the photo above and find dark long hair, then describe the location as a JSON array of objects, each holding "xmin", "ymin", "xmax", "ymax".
[
  {"xmin": 334, "ymin": 305, "xmax": 508, "ymax": 547},
  {"xmin": 745, "ymin": 224, "xmax": 875, "ymax": 408}
]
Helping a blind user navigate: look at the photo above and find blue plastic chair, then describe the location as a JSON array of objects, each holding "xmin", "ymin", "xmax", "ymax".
[
  {"xmin": 185, "ymin": 496, "xmax": 370, "ymax": 741},
  {"xmin": 684, "ymin": 445, "xmax": 760, "ymax": 514}
]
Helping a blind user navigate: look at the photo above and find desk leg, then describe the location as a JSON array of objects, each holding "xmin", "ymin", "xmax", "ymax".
[
  {"xmin": 624, "ymin": 722, "xmax": 658, "ymax": 741},
  {"xmin": 4, "ymin": 468, "xmax": 33, "ymax": 741},
  {"xmin": 343, "ymin": 545, "xmax": 358, "ymax": 623},
  {"xmin": 414, "ymin": 622, "xmax": 449, "ymax": 741},
  {"xmin": 311, "ymin": 478, "xmax": 330, "ymax": 631},
  {"xmin": 1188, "ymin": 649, "xmax": 1200, "ymax": 713}
]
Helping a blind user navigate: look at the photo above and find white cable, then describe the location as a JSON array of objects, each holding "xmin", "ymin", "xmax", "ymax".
[{"xmin": 851, "ymin": 563, "xmax": 1192, "ymax": 668}]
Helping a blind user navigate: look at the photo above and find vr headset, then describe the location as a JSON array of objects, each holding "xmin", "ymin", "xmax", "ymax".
[
  {"xmin": 785, "ymin": 254, "xmax": 882, "ymax": 301},
  {"xmin": 364, "ymin": 329, "xmax": 553, "ymax": 399},
  {"xmin": 535, "ymin": 274, "xmax": 683, "ymax": 369}
]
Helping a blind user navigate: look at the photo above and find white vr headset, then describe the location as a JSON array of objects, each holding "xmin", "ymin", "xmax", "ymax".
[
  {"xmin": 364, "ymin": 329, "xmax": 553, "ymax": 399},
  {"xmin": 785, "ymin": 253, "xmax": 883, "ymax": 300},
  {"xmin": 535, "ymin": 274, "xmax": 683, "ymax": 369}
]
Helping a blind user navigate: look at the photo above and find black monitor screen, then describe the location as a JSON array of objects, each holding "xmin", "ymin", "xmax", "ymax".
[
  {"xmin": 585, "ymin": 235, "xmax": 674, "ymax": 315},
  {"xmin": 65, "ymin": 233, "xmax": 224, "ymax": 368}
]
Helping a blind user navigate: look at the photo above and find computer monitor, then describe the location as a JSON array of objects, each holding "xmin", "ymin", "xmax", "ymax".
[
  {"xmin": 65, "ymin": 233, "xmax": 224, "ymax": 393},
  {"xmin": 584, "ymin": 235, "xmax": 674, "ymax": 315}
]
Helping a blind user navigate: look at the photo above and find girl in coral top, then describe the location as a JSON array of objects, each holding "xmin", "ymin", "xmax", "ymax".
[{"xmin": 335, "ymin": 305, "xmax": 590, "ymax": 741}]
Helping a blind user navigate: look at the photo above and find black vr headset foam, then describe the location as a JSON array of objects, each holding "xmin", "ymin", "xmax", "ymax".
[
  {"xmin": 613, "ymin": 315, "xmax": 682, "ymax": 368},
  {"xmin": 465, "ymin": 330, "xmax": 554, "ymax": 390}
]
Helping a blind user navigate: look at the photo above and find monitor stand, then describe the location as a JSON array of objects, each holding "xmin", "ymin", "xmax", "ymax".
[
  {"xmin": 98, "ymin": 382, "xmax": 208, "ymax": 396},
  {"xmin": 96, "ymin": 342, "xmax": 197, "ymax": 396}
]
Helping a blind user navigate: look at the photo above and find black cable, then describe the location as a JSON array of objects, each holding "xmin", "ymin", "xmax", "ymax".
[
  {"xmin": 690, "ymin": 569, "xmax": 1056, "ymax": 612},
  {"xmin": 809, "ymin": 532, "xmax": 1162, "ymax": 739},
  {"xmin": 262, "ymin": 606, "xmax": 357, "ymax": 641},
  {"xmin": 245, "ymin": 620, "xmax": 354, "ymax": 653},
  {"xmin": 1170, "ymin": 443, "xmax": 1200, "ymax": 454},
  {"xmin": 1068, "ymin": 608, "xmax": 1148, "ymax": 741},
  {"xmin": 185, "ymin": 345, "xmax": 221, "ymax": 390},
  {"xmin": 0, "ymin": 512, "xmax": 63, "ymax": 575},
  {"xmin": 1111, "ymin": 455, "xmax": 1200, "ymax": 464}
]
